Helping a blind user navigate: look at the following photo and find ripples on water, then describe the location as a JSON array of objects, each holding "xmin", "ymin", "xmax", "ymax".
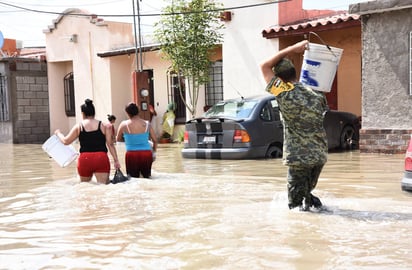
[{"xmin": 0, "ymin": 143, "xmax": 411, "ymax": 269}]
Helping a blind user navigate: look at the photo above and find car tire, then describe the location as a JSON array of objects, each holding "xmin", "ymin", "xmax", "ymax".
[
  {"xmin": 340, "ymin": 125, "xmax": 357, "ymax": 150},
  {"xmin": 265, "ymin": 145, "xmax": 283, "ymax": 159}
]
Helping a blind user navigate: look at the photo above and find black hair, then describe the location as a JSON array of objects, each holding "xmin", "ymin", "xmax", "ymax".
[
  {"xmin": 81, "ymin": 99, "xmax": 95, "ymax": 117},
  {"xmin": 125, "ymin": 102, "xmax": 139, "ymax": 117},
  {"xmin": 107, "ymin": 114, "xmax": 116, "ymax": 121},
  {"xmin": 276, "ymin": 68, "xmax": 297, "ymax": 82}
]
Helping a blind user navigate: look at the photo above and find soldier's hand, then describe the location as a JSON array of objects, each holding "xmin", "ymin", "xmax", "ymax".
[{"xmin": 291, "ymin": 40, "xmax": 309, "ymax": 53}]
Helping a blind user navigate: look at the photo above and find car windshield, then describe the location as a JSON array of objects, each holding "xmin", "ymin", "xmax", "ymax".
[{"xmin": 204, "ymin": 100, "xmax": 258, "ymax": 119}]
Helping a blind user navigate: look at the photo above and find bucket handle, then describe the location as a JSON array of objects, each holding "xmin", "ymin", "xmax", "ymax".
[{"xmin": 305, "ymin": 31, "xmax": 338, "ymax": 58}]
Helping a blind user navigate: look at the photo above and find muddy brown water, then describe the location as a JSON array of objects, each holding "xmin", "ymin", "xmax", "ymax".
[{"xmin": 0, "ymin": 142, "xmax": 411, "ymax": 269}]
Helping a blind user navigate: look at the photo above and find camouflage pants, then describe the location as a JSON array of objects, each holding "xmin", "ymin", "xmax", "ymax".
[{"xmin": 287, "ymin": 164, "xmax": 324, "ymax": 209}]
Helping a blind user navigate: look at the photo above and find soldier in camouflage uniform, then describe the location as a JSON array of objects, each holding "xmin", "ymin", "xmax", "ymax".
[{"xmin": 260, "ymin": 40, "xmax": 328, "ymax": 211}]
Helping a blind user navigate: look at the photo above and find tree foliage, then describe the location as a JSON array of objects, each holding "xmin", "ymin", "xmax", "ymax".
[{"xmin": 154, "ymin": 0, "xmax": 224, "ymax": 118}]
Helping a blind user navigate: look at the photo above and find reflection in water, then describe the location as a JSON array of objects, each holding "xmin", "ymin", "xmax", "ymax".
[{"xmin": 0, "ymin": 143, "xmax": 411, "ymax": 269}]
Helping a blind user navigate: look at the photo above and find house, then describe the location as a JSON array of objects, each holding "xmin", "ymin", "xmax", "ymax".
[
  {"xmin": 45, "ymin": 9, "xmax": 174, "ymax": 139},
  {"xmin": 45, "ymin": 1, "xmax": 365, "ymax": 146},
  {"xmin": 349, "ymin": 0, "xmax": 412, "ymax": 154},
  {"xmin": 45, "ymin": 8, "xmax": 225, "ymax": 141}
]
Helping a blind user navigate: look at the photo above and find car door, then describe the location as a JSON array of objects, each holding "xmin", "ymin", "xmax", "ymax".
[
  {"xmin": 266, "ymin": 99, "xmax": 283, "ymax": 145},
  {"xmin": 245, "ymin": 98, "xmax": 283, "ymax": 150}
]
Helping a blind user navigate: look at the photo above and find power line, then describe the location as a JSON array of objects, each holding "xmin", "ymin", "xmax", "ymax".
[
  {"xmin": 2, "ymin": 0, "xmax": 127, "ymax": 8},
  {"xmin": 0, "ymin": 0, "xmax": 288, "ymax": 18}
]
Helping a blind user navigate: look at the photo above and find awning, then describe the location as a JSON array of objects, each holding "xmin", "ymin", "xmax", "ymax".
[{"xmin": 262, "ymin": 13, "xmax": 360, "ymax": 39}]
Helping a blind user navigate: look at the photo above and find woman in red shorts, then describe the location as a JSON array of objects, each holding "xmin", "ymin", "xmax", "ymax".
[
  {"xmin": 116, "ymin": 102, "xmax": 157, "ymax": 178},
  {"xmin": 54, "ymin": 99, "xmax": 121, "ymax": 184}
]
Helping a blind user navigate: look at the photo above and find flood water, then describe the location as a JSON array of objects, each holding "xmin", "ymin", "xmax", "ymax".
[{"xmin": 0, "ymin": 142, "xmax": 411, "ymax": 270}]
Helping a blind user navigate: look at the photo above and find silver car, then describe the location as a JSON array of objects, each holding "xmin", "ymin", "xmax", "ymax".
[{"xmin": 182, "ymin": 93, "xmax": 360, "ymax": 159}]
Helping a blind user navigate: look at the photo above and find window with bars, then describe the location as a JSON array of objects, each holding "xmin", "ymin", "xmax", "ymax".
[
  {"xmin": 410, "ymin": 32, "xmax": 412, "ymax": 95},
  {"xmin": 63, "ymin": 72, "xmax": 75, "ymax": 117},
  {"xmin": 205, "ymin": 60, "xmax": 223, "ymax": 110},
  {"xmin": 0, "ymin": 73, "xmax": 10, "ymax": 121}
]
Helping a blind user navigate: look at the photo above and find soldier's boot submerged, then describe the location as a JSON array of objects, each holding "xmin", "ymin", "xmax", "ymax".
[
  {"xmin": 288, "ymin": 202, "xmax": 302, "ymax": 210},
  {"xmin": 310, "ymin": 194, "xmax": 322, "ymax": 209},
  {"xmin": 300, "ymin": 194, "xmax": 322, "ymax": 211}
]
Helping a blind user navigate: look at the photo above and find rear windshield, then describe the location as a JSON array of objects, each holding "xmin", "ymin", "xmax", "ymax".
[{"xmin": 204, "ymin": 100, "xmax": 258, "ymax": 119}]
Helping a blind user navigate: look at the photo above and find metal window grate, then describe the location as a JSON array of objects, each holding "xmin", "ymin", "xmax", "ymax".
[
  {"xmin": 205, "ymin": 60, "xmax": 223, "ymax": 107},
  {"xmin": 0, "ymin": 74, "xmax": 10, "ymax": 121},
  {"xmin": 63, "ymin": 72, "xmax": 75, "ymax": 117},
  {"xmin": 410, "ymin": 32, "xmax": 412, "ymax": 95}
]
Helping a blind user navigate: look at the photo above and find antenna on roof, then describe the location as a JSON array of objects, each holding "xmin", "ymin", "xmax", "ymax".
[{"xmin": 228, "ymin": 81, "xmax": 244, "ymax": 100}]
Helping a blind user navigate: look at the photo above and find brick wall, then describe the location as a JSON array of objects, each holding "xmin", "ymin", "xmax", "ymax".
[
  {"xmin": 360, "ymin": 129, "xmax": 412, "ymax": 154},
  {"xmin": 9, "ymin": 60, "xmax": 49, "ymax": 144}
]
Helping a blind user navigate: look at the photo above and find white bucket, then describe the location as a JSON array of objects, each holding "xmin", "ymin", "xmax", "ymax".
[
  {"xmin": 299, "ymin": 42, "xmax": 343, "ymax": 92},
  {"xmin": 42, "ymin": 135, "xmax": 78, "ymax": 167}
]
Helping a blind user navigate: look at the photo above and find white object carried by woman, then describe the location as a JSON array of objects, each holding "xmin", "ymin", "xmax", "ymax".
[{"xmin": 42, "ymin": 134, "xmax": 79, "ymax": 167}]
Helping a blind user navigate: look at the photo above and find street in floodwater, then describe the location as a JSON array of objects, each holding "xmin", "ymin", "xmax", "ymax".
[{"xmin": 0, "ymin": 142, "xmax": 411, "ymax": 270}]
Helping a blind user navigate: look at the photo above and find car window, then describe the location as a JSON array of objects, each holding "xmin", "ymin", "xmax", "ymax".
[
  {"xmin": 270, "ymin": 99, "xmax": 280, "ymax": 121},
  {"xmin": 260, "ymin": 106, "xmax": 272, "ymax": 121},
  {"xmin": 204, "ymin": 100, "xmax": 258, "ymax": 119}
]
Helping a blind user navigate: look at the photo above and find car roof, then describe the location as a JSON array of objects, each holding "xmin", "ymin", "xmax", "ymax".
[{"xmin": 216, "ymin": 93, "xmax": 274, "ymax": 103}]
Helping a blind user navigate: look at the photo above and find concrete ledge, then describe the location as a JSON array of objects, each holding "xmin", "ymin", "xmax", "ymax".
[{"xmin": 349, "ymin": 0, "xmax": 412, "ymax": 15}]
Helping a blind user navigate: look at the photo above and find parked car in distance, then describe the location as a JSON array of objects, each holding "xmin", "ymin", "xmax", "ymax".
[{"xmin": 182, "ymin": 93, "xmax": 361, "ymax": 159}]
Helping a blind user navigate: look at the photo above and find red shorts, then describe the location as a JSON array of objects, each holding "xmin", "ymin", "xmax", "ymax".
[
  {"xmin": 125, "ymin": 150, "xmax": 153, "ymax": 178},
  {"xmin": 77, "ymin": 152, "xmax": 110, "ymax": 177}
]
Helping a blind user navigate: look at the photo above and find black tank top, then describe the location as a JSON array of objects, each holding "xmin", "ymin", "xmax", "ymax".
[{"xmin": 79, "ymin": 121, "xmax": 108, "ymax": 153}]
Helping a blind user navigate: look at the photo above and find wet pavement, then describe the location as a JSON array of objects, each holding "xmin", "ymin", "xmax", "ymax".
[{"xmin": 0, "ymin": 142, "xmax": 411, "ymax": 269}]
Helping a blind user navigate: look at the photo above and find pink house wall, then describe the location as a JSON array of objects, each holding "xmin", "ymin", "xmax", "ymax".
[{"xmin": 278, "ymin": 0, "xmax": 338, "ymax": 25}]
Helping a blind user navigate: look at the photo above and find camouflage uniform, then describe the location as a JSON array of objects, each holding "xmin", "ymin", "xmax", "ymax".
[{"xmin": 266, "ymin": 60, "xmax": 328, "ymax": 210}]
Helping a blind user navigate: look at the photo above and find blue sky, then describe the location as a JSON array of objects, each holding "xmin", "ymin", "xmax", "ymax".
[{"xmin": 0, "ymin": 0, "xmax": 369, "ymax": 48}]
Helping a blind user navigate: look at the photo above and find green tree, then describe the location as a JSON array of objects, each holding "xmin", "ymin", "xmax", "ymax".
[{"xmin": 154, "ymin": 0, "xmax": 224, "ymax": 118}]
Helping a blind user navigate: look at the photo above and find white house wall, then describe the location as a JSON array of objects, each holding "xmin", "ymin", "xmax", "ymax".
[{"xmin": 221, "ymin": 0, "xmax": 279, "ymax": 99}]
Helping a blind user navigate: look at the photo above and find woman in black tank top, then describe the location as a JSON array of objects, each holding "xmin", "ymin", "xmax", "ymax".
[{"xmin": 54, "ymin": 99, "xmax": 121, "ymax": 184}]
